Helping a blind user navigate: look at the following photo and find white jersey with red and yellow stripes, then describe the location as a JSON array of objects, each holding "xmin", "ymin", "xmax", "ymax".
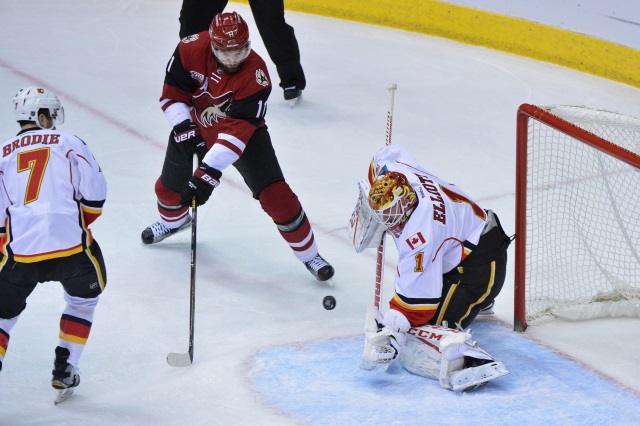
[
  {"xmin": 0, "ymin": 128, "xmax": 106, "ymax": 263},
  {"xmin": 369, "ymin": 144, "xmax": 488, "ymax": 326}
]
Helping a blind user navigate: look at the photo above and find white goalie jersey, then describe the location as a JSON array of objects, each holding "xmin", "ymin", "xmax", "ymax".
[
  {"xmin": 0, "ymin": 128, "xmax": 106, "ymax": 262},
  {"xmin": 350, "ymin": 144, "xmax": 489, "ymax": 325},
  {"xmin": 353, "ymin": 144, "xmax": 510, "ymax": 391}
]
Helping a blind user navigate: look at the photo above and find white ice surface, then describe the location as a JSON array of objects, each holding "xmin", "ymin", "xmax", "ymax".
[{"xmin": 0, "ymin": 1, "xmax": 639, "ymax": 425}]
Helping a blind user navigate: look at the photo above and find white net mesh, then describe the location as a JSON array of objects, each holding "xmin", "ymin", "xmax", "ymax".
[{"xmin": 525, "ymin": 105, "xmax": 640, "ymax": 322}]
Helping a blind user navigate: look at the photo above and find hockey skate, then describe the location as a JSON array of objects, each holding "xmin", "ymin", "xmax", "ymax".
[
  {"xmin": 447, "ymin": 357, "xmax": 509, "ymax": 392},
  {"xmin": 478, "ymin": 300, "xmax": 495, "ymax": 316},
  {"xmin": 141, "ymin": 215, "xmax": 192, "ymax": 245},
  {"xmin": 283, "ymin": 86, "xmax": 302, "ymax": 108},
  {"xmin": 52, "ymin": 347, "xmax": 80, "ymax": 390},
  {"xmin": 304, "ymin": 254, "xmax": 334, "ymax": 282}
]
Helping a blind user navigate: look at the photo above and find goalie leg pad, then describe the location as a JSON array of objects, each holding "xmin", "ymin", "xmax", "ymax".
[
  {"xmin": 399, "ymin": 325, "xmax": 470, "ymax": 380},
  {"xmin": 443, "ymin": 337, "xmax": 494, "ymax": 363},
  {"xmin": 438, "ymin": 331, "xmax": 506, "ymax": 390},
  {"xmin": 439, "ymin": 336, "xmax": 510, "ymax": 391},
  {"xmin": 399, "ymin": 334, "xmax": 442, "ymax": 379}
]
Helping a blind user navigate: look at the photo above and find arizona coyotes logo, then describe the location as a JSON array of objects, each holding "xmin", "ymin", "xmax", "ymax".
[
  {"xmin": 255, "ymin": 69, "xmax": 269, "ymax": 87},
  {"xmin": 192, "ymin": 91, "xmax": 233, "ymax": 127}
]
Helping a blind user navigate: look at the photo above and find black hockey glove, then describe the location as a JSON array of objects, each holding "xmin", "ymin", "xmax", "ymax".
[
  {"xmin": 172, "ymin": 120, "xmax": 208, "ymax": 160},
  {"xmin": 180, "ymin": 163, "xmax": 222, "ymax": 207}
]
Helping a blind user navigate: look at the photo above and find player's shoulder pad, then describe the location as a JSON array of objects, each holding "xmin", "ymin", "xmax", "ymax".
[
  {"xmin": 179, "ymin": 32, "xmax": 205, "ymax": 45},
  {"xmin": 177, "ymin": 32, "xmax": 210, "ymax": 58},
  {"xmin": 73, "ymin": 134, "xmax": 88, "ymax": 146},
  {"xmin": 232, "ymin": 51, "xmax": 272, "ymax": 100},
  {"xmin": 56, "ymin": 131, "xmax": 88, "ymax": 147}
]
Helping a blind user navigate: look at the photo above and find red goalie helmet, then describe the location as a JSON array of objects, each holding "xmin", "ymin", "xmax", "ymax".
[
  {"xmin": 209, "ymin": 12, "xmax": 250, "ymax": 72},
  {"xmin": 368, "ymin": 171, "xmax": 418, "ymax": 229}
]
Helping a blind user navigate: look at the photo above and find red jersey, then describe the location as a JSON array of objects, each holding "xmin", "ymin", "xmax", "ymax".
[{"xmin": 160, "ymin": 32, "xmax": 271, "ymax": 170}]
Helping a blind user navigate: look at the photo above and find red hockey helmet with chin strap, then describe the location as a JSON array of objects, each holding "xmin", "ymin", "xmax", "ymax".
[
  {"xmin": 209, "ymin": 12, "xmax": 249, "ymax": 51},
  {"xmin": 209, "ymin": 12, "xmax": 250, "ymax": 72}
]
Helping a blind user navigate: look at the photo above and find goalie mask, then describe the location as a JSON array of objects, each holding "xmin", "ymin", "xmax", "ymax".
[
  {"xmin": 368, "ymin": 171, "xmax": 418, "ymax": 229},
  {"xmin": 13, "ymin": 87, "xmax": 65, "ymax": 128},
  {"xmin": 209, "ymin": 12, "xmax": 251, "ymax": 73}
]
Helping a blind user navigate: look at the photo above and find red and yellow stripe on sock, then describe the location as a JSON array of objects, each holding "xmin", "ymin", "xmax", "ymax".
[
  {"xmin": 0, "ymin": 328, "xmax": 9, "ymax": 361},
  {"xmin": 59, "ymin": 314, "xmax": 92, "ymax": 345}
]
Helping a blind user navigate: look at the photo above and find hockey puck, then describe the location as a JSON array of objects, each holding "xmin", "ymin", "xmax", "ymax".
[{"xmin": 323, "ymin": 295, "xmax": 336, "ymax": 310}]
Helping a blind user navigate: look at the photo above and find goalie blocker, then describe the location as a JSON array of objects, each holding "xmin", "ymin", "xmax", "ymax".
[
  {"xmin": 360, "ymin": 305, "xmax": 509, "ymax": 392},
  {"xmin": 347, "ymin": 179, "xmax": 386, "ymax": 253}
]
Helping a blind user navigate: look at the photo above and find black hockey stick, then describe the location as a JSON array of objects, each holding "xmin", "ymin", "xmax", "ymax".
[{"xmin": 167, "ymin": 197, "xmax": 197, "ymax": 367}]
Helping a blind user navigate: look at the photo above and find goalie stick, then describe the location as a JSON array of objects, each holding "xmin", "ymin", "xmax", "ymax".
[
  {"xmin": 167, "ymin": 197, "xmax": 197, "ymax": 367},
  {"xmin": 360, "ymin": 85, "xmax": 397, "ymax": 370},
  {"xmin": 374, "ymin": 83, "xmax": 397, "ymax": 309}
]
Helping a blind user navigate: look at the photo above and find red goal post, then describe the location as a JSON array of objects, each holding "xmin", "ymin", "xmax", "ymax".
[{"xmin": 514, "ymin": 104, "xmax": 640, "ymax": 332}]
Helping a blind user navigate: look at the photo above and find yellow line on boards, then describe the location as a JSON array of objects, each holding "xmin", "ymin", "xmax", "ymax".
[{"xmin": 231, "ymin": 0, "xmax": 640, "ymax": 88}]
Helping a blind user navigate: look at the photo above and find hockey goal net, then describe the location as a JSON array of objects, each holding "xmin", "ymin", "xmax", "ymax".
[{"xmin": 514, "ymin": 104, "xmax": 640, "ymax": 331}]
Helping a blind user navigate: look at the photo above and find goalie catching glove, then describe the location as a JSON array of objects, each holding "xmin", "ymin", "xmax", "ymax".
[
  {"xmin": 180, "ymin": 163, "xmax": 222, "ymax": 206},
  {"xmin": 360, "ymin": 307, "xmax": 410, "ymax": 371},
  {"xmin": 172, "ymin": 120, "xmax": 208, "ymax": 160}
]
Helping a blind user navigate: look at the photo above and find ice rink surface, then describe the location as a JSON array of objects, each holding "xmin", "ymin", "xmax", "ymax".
[{"xmin": 0, "ymin": 1, "xmax": 639, "ymax": 425}]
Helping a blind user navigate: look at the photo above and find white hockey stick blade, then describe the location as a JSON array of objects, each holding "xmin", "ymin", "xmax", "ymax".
[
  {"xmin": 167, "ymin": 352, "xmax": 192, "ymax": 367},
  {"xmin": 54, "ymin": 389, "xmax": 74, "ymax": 405}
]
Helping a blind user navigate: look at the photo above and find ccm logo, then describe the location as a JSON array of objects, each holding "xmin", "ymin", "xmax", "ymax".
[
  {"xmin": 408, "ymin": 327, "xmax": 444, "ymax": 341},
  {"xmin": 174, "ymin": 130, "xmax": 196, "ymax": 143}
]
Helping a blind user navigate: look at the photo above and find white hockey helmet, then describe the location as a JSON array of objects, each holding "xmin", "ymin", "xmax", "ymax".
[{"xmin": 13, "ymin": 86, "xmax": 65, "ymax": 127}]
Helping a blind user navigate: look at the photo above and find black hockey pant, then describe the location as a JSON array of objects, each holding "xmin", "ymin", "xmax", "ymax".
[{"xmin": 430, "ymin": 212, "xmax": 512, "ymax": 330}]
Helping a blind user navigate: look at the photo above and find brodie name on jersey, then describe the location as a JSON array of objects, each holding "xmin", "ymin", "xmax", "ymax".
[{"xmin": 3, "ymin": 133, "xmax": 60, "ymax": 157}]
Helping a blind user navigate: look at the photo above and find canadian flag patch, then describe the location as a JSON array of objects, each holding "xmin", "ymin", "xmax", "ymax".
[{"xmin": 406, "ymin": 232, "xmax": 426, "ymax": 250}]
